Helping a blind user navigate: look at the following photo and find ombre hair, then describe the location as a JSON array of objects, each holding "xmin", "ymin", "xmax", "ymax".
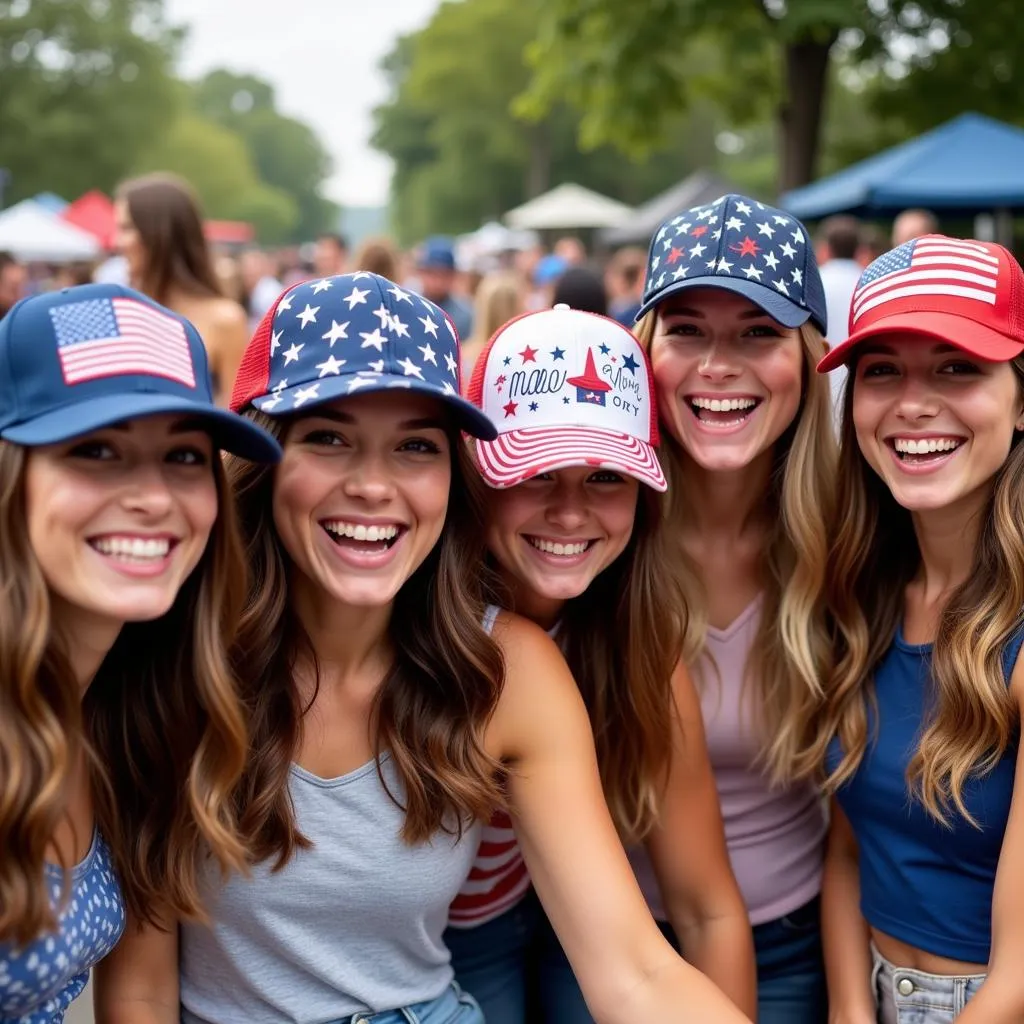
[
  {"xmin": 635, "ymin": 313, "xmax": 837, "ymax": 785},
  {"xmin": 0, "ymin": 443, "xmax": 250, "ymax": 945},
  {"xmin": 226, "ymin": 409, "xmax": 506, "ymax": 866},
  {"xmin": 817, "ymin": 357, "xmax": 1024, "ymax": 825}
]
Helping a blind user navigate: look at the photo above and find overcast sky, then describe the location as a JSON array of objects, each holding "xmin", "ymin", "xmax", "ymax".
[{"xmin": 163, "ymin": 0, "xmax": 441, "ymax": 208}]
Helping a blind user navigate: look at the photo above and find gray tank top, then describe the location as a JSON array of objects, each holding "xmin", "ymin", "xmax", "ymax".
[{"xmin": 180, "ymin": 607, "xmax": 498, "ymax": 1023}]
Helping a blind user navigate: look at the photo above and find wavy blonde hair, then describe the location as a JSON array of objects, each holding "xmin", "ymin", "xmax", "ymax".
[
  {"xmin": 0, "ymin": 442, "xmax": 250, "ymax": 945},
  {"xmin": 635, "ymin": 314, "xmax": 837, "ymax": 785},
  {"xmin": 817, "ymin": 360, "xmax": 1024, "ymax": 825}
]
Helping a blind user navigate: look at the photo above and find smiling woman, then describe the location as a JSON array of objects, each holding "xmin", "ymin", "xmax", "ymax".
[{"xmin": 0, "ymin": 283, "xmax": 280, "ymax": 1024}]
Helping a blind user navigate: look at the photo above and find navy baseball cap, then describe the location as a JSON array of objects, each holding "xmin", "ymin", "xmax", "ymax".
[
  {"xmin": 635, "ymin": 194, "xmax": 827, "ymax": 334},
  {"xmin": 230, "ymin": 272, "xmax": 498, "ymax": 440},
  {"xmin": 0, "ymin": 283, "xmax": 281, "ymax": 461},
  {"xmin": 418, "ymin": 237, "xmax": 457, "ymax": 272}
]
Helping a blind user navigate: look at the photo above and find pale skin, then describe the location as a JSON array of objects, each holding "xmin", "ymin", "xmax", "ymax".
[
  {"xmin": 483, "ymin": 465, "xmax": 756, "ymax": 1016},
  {"xmin": 94, "ymin": 393, "xmax": 751, "ymax": 1024},
  {"xmin": 823, "ymin": 338, "xmax": 1024, "ymax": 1023}
]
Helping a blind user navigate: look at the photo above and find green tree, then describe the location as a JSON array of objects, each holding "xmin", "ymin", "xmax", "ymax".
[
  {"xmin": 0, "ymin": 0, "xmax": 180, "ymax": 204},
  {"xmin": 132, "ymin": 113, "xmax": 298, "ymax": 242},
  {"xmin": 517, "ymin": 0, "xmax": 986, "ymax": 192},
  {"xmin": 192, "ymin": 69, "xmax": 338, "ymax": 240}
]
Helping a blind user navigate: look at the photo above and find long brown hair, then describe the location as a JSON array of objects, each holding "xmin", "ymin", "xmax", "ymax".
[
  {"xmin": 226, "ymin": 409, "xmax": 507, "ymax": 867},
  {"xmin": 817, "ymin": 360, "xmax": 1024, "ymax": 825},
  {"xmin": 0, "ymin": 445, "xmax": 250, "ymax": 945},
  {"xmin": 116, "ymin": 173, "xmax": 223, "ymax": 306},
  {"xmin": 635, "ymin": 315, "xmax": 837, "ymax": 785}
]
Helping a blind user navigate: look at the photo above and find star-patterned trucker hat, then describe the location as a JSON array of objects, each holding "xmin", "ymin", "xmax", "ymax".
[
  {"xmin": 230, "ymin": 271, "xmax": 497, "ymax": 440},
  {"xmin": 635, "ymin": 193, "xmax": 827, "ymax": 333},
  {"xmin": 466, "ymin": 304, "xmax": 666, "ymax": 491}
]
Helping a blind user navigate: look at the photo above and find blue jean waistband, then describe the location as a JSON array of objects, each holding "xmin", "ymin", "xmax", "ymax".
[
  {"xmin": 338, "ymin": 983, "xmax": 482, "ymax": 1024},
  {"xmin": 871, "ymin": 943, "xmax": 985, "ymax": 1020}
]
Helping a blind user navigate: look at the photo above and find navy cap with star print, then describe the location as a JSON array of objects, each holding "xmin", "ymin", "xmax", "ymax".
[
  {"xmin": 635, "ymin": 193, "xmax": 827, "ymax": 334},
  {"xmin": 230, "ymin": 271, "xmax": 497, "ymax": 440}
]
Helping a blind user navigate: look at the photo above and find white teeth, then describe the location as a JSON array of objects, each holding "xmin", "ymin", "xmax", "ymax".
[
  {"xmin": 529, "ymin": 538, "xmax": 589, "ymax": 556},
  {"xmin": 91, "ymin": 537, "xmax": 170, "ymax": 560},
  {"xmin": 323, "ymin": 521, "xmax": 400, "ymax": 541},
  {"xmin": 893, "ymin": 437, "xmax": 962, "ymax": 455},
  {"xmin": 691, "ymin": 396, "xmax": 758, "ymax": 412}
]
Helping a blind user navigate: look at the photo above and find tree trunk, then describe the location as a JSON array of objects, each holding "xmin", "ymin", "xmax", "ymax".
[{"xmin": 778, "ymin": 31, "xmax": 838, "ymax": 192}]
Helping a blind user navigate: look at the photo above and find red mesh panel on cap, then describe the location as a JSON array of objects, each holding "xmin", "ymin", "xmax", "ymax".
[
  {"xmin": 466, "ymin": 311, "xmax": 535, "ymax": 407},
  {"xmin": 998, "ymin": 242, "xmax": 1024, "ymax": 343},
  {"xmin": 230, "ymin": 304, "xmax": 276, "ymax": 412}
]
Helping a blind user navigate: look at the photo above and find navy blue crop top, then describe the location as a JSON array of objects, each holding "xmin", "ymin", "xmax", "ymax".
[{"xmin": 826, "ymin": 623, "xmax": 1024, "ymax": 965}]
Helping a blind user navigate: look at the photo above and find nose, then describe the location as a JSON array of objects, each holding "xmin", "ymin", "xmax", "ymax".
[
  {"xmin": 697, "ymin": 338, "xmax": 741, "ymax": 381},
  {"xmin": 545, "ymin": 480, "xmax": 589, "ymax": 531},
  {"xmin": 121, "ymin": 461, "xmax": 174, "ymax": 518},
  {"xmin": 341, "ymin": 451, "xmax": 396, "ymax": 505},
  {"xmin": 894, "ymin": 371, "xmax": 940, "ymax": 422}
]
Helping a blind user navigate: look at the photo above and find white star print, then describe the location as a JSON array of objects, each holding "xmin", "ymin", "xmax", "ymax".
[
  {"xmin": 779, "ymin": 241, "xmax": 797, "ymax": 259},
  {"xmin": 397, "ymin": 356, "xmax": 423, "ymax": 379},
  {"xmin": 725, "ymin": 216, "xmax": 743, "ymax": 231},
  {"xmin": 791, "ymin": 228, "xmax": 805, "ymax": 245},
  {"xmin": 656, "ymin": 226, "xmax": 669, "ymax": 241},
  {"xmin": 662, "ymin": 238, "xmax": 672, "ymax": 250},
  {"xmin": 690, "ymin": 242, "xmax": 707, "ymax": 258},
  {"xmin": 419, "ymin": 315, "xmax": 439, "ymax": 337},
  {"xmin": 418, "ymin": 342, "xmax": 437, "ymax": 365},
  {"xmin": 369, "ymin": 360, "xmax": 385, "ymax": 372},
  {"xmin": 283, "ymin": 342, "xmax": 303, "ymax": 364},
  {"xmin": 671, "ymin": 215, "xmax": 686, "ymax": 225},
  {"xmin": 756, "ymin": 222, "xmax": 775, "ymax": 238},
  {"xmin": 344, "ymin": 286, "xmax": 370, "ymax": 309},
  {"xmin": 445, "ymin": 319, "xmax": 457, "ymax": 341},
  {"xmin": 791, "ymin": 268, "xmax": 804, "ymax": 285},
  {"xmin": 673, "ymin": 222, "xmax": 692, "ymax": 235},
  {"xmin": 711, "ymin": 229, "xmax": 722, "ymax": 240},
  {"xmin": 292, "ymin": 383, "xmax": 320, "ymax": 408},
  {"xmin": 656, "ymin": 273, "xmax": 667, "ymax": 287},
  {"xmin": 297, "ymin": 304, "xmax": 319, "ymax": 328},
  {"xmin": 360, "ymin": 328, "xmax": 387, "ymax": 352},
  {"xmin": 388, "ymin": 285, "xmax": 413, "ymax": 304},
  {"xmin": 735, "ymin": 201, "xmax": 753, "ymax": 215},
  {"xmin": 441, "ymin": 381, "xmax": 456, "ymax": 395},
  {"xmin": 672, "ymin": 266, "xmax": 688, "ymax": 280},
  {"xmin": 276, "ymin": 294, "xmax": 293, "ymax": 315},
  {"xmin": 389, "ymin": 315, "xmax": 410, "ymax": 339},
  {"xmin": 705, "ymin": 258, "xmax": 718, "ymax": 270},
  {"xmin": 387, "ymin": 379, "xmax": 413, "ymax": 389},
  {"xmin": 773, "ymin": 215, "xmax": 790, "ymax": 226},
  {"xmin": 743, "ymin": 265, "xmax": 763, "ymax": 280},
  {"xmin": 697, "ymin": 208, "xmax": 716, "ymax": 221},
  {"xmin": 651, "ymin": 255, "xmax": 661, "ymax": 271},
  {"xmin": 717, "ymin": 258, "xmax": 733, "ymax": 273},
  {"xmin": 272, "ymin": 379, "xmax": 288, "ymax": 392},
  {"xmin": 259, "ymin": 393, "xmax": 283, "ymax": 411},
  {"xmin": 444, "ymin": 352, "xmax": 458, "ymax": 376},
  {"xmin": 763, "ymin": 251, "xmax": 780, "ymax": 270},
  {"xmin": 270, "ymin": 329, "xmax": 283, "ymax": 355},
  {"xmin": 372, "ymin": 303, "xmax": 391, "ymax": 329},
  {"xmin": 316, "ymin": 354, "xmax": 346, "ymax": 377},
  {"xmin": 321, "ymin": 320, "xmax": 349, "ymax": 346},
  {"xmin": 351, "ymin": 271, "xmax": 373, "ymax": 280},
  {"xmin": 773, "ymin": 279, "xmax": 790, "ymax": 295},
  {"xmin": 347, "ymin": 375, "xmax": 375, "ymax": 393},
  {"xmin": 310, "ymin": 278, "xmax": 333, "ymax": 294}
]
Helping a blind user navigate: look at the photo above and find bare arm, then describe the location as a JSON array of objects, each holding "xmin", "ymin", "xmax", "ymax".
[
  {"xmin": 206, "ymin": 301, "xmax": 249, "ymax": 407},
  {"xmin": 821, "ymin": 799, "xmax": 874, "ymax": 1024},
  {"xmin": 93, "ymin": 915, "xmax": 179, "ymax": 1024},
  {"xmin": 645, "ymin": 662, "xmax": 756, "ymax": 1017},
  {"xmin": 491, "ymin": 614, "xmax": 751, "ymax": 1024},
  {"xmin": 956, "ymin": 673, "xmax": 1024, "ymax": 1023}
]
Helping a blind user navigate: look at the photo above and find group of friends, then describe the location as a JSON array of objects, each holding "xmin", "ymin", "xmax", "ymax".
[{"xmin": 1, "ymin": 192, "xmax": 1022, "ymax": 1024}]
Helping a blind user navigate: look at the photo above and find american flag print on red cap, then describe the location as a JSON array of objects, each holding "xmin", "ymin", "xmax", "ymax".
[
  {"xmin": 852, "ymin": 236, "xmax": 999, "ymax": 328},
  {"xmin": 50, "ymin": 297, "xmax": 196, "ymax": 387}
]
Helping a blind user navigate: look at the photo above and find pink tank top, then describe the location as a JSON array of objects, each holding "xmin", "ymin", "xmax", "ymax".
[{"xmin": 630, "ymin": 595, "xmax": 825, "ymax": 926}]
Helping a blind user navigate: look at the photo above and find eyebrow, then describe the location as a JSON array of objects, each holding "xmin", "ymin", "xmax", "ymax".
[
  {"xmin": 296, "ymin": 408, "xmax": 448, "ymax": 431},
  {"xmin": 660, "ymin": 305, "xmax": 774, "ymax": 321}
]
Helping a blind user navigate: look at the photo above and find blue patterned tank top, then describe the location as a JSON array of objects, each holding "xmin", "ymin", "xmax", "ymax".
[{"xmin": 0, "ymin": 831, "xmax": 125, "ymax": 1024}]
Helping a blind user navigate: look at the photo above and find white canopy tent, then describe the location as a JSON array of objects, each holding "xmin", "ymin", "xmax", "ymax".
[
  {"xmin": 504, "ymin": 183, "xmax": 634, "ymax": 231},
  {"xmin": 0, "ymin": 200, "xmax": 101, "ymax": 262}
]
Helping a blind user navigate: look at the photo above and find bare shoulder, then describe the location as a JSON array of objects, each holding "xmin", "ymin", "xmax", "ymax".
[{"xmin": 206, "ymin": 297, "xmax": 248, "ymax": 332}]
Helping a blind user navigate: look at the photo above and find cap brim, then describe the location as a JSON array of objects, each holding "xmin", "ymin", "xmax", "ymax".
[
  {"xmin": 634, "ymin": 275, "xmax": 815, "ymax": 330},
  {"xmin": 475, "ymin": 426, "xmax": 667, "ymax": 492},
  {"xmin": 816, "ymin": 310, "xmax": 1024, "ymax": 373},
  {"xmin": 1, "ymin": 393, "xmax": 282, "ymax": 462},
  {"xmin": 251, "ymin": 373, "xmax": 498, "ymax": 441}
]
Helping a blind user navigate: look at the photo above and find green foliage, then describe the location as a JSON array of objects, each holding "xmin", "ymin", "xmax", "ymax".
[{"xmin": 0, "ymin": 0, "xmax": 181, "ymax": 203}]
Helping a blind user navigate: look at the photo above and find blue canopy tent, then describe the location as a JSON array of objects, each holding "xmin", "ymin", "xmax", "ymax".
[{"xmin": 780, "ymin": 113, "xmax": 1024, "ymax": 226}]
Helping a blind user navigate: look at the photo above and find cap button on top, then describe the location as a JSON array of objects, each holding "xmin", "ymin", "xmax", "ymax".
[{"xmin": 553, "ymin": 303, "xmax": 570, "ymax": 311}]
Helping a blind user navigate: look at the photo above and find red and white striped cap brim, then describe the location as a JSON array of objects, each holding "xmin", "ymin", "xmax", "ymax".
[{"xmin": 475, "ymin": 425, "xmax": 666, "ymax": 492}]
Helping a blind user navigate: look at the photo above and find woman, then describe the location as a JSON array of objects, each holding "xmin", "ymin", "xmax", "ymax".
[
  {"xmin": 445, "ymin": 305, "xmax": 756, "ymax": 1023},
  {"xmin": 633, "ymin": 194, "xmax": 837, "ymax": 1023},
  {"xmin": 94, "ymin": 273, "xmax": 752, "ymax": 1024},
  {"xmin": 460, "ymin": 270, "xmax": 524, "ymax": 384},
  {"xmin": 815, "ymin": 235, "xmax": 1024, "ymax": 1023},
  {"xmin": 114, "ymin": 173, "xmax": 250, "ymax": 406},
  {"xmin": 0, "ymin": 283, "xmax": 279, "ymax": 1023}
]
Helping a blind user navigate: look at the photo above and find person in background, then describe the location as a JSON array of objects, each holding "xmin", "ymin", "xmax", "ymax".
[
  {"xmin": 531, "ymin": 255, "xmax": 569, "ymax": 311},
  {"xmin": 605, "ymin": 248, "xmax": 647, "ymax": 327},
  {"xmin": 353, "ymin": 236, "xmax": 400, "ymax": 282},
  {"xmin": 0, "ymin": 251, "xmax": 27, "ymax": 318},
  {"xmin": 52, "ymin": 262, "xmax": 96, "ymax": 290},
  {"xmin": 856, "ymin": 225, "xmax": 888, "ymax": 268},
  {"xmin": 460, "ymin": 270, "xmax": 524, "ymax": 383},
  {"xmin": 239, "ymin": 250, "xmax": 284, "ymax": 331},
  {"xmin": 816, "ymin": 215, "xmax": 865, "ymax": 421},
  {"xmin": 114, "ymin": 173, "xmax": 249, "ymax": 407},
  {"xmin": 313, "ymin": 232, "xmax": 348, "ymax": 278},
  {"xmin": 892, "ymin": 209, "xmax": 938, "ymax": 247},
  {"xmin": 554, "ymin": 237, "xmax": 587, "ymax": 266},
  {"xmin": 552, "ymin": 266, "xmax": 608, "ymax": 317},
  {"xmin": 417, "ymin": 236, "xmax": 474, "ymax": 339}
]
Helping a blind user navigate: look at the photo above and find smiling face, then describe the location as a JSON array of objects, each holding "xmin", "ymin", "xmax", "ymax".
[
  {"xmin": 272, "ymin": 391, "xmax": 452, "ymax": 611},
  {"xmin": 23, "ymin": 414, "xmax": 218, "ymax": 637},
  {"xmin": 649, "ymin": 288, "xmax": 805, "ymax": 473},
  {"xmin": 484, "ymin": 466, "xmax": 640, "ymax": 627},
  {"xmin": 852, "ymin": 335, "xmax": 1024, "ymax": 514}
]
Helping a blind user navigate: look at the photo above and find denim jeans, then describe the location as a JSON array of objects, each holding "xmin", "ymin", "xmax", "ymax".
[
  {"xmin": 336, "ymin": 983, "xmax": 483, "ymax": 1024},
  {"xmin": 872, "ymin": 944, "xmax": 985, "ymax": 1023}
]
